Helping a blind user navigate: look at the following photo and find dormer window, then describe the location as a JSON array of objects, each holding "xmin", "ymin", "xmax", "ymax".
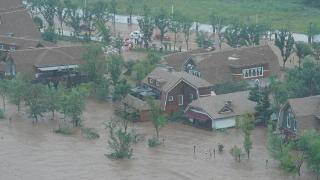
[
  {"xmin": 242, "ymin": 66, "xmax": 264, "ymax": 79},
  {"xmin": 10, "ymin": 46, "xmax": 16, "ymax": 52},
  {"xmin": 155, "ymin": 81, "xmax": 159, "ymax": 87},
  {"xmin": 149, "ymin": 78, "xmax": 154, "ymax": 84}
]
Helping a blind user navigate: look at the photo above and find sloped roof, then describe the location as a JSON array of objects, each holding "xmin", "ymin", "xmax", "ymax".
[
  {"xmin": 288, "ymin": 95, "xmax": 320, "ymax": 117},
  {"xmin": 142, "ymin": 67, "xmax": 212, "ymax": 92},
  {"xmin": 123, "ymin": 94, "xmax": 150, "ymax": 111},
  {"xmin": 188, "ymin": 91, "xmax": 256, "ymax": 119},
  {"xmin": 0, "ymin": 8, "xmax": 41, "ymax": 39},
  {"xmin": 0, "ymin": 35, "xmax": 56, "ymax": 50},
  {"xmin": 287, "ymin": 95, "xmax": 320, "ymax": 133},
  {"xmin": 0, "ymin": 0, "xmax": 23, "ymax": 13},
  {"xmin": 9, "ymin": 45, "xmax": 87, "ymax": 75},
  {"xmin": 162, "ymin": 49, "xmax": 209, "ymax": 70},
  {"xmin": 162, "ymin": 45, "xmax": 281, "ymax": 84}
]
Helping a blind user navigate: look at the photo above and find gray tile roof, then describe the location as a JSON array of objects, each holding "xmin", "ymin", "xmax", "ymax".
[{"xmin": 188, "ymin": 91, "xmax": 256, "ymax": 119}]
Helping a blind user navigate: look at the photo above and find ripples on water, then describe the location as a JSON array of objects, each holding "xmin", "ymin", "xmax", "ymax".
[{"xmin": 0, "ymin": 101, "xmax": 314, "ymax": 180}]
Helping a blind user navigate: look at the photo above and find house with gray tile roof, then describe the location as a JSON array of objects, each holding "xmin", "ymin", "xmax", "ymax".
[{"xmin": 185, "ymin": 91, "xmax": 256, "ymax": 130}]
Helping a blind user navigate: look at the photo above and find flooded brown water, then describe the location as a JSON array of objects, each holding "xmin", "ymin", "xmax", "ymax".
[{"xmin": 0, "ymin": 100, "xmax": 315, "ymax": 180}]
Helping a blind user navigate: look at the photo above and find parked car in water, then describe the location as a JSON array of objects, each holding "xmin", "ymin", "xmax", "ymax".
[{"xmin": 130, "ymin": 31, "xmax": 143, "ymax": 39}]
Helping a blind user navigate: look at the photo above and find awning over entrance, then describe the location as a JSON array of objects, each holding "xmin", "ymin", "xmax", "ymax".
[{"xmin": 186, "ymin": 111, "xmax": 210, "ymax": 122}]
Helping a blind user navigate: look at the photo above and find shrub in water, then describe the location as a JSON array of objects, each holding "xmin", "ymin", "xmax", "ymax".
[
  {"xmin": 148, "ymin": 137, "xmax": 160, "ymax": 147},
  {"xmin": 218, "ymin": 143, "xmax": 224, "ymax": 152}
]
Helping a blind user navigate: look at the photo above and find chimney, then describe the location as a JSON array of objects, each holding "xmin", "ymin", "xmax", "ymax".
[{"xmin": 225, "ymin": 100, "xmax": 232, "ymax": 106}]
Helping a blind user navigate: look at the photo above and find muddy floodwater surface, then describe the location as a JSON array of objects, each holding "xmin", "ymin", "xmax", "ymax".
[{"xmin": 0, "ymin": 100, "xmax": 315, "ymax": 180}]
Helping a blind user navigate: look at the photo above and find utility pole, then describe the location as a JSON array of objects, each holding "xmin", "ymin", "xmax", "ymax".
[{"xmin": 171, "ymin": 0, "xmax": 174, "ymax": 18}]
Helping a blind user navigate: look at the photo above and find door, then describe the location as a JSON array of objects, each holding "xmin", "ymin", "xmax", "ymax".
[{"xmin": 178, "ymin": 95, "xmax": 183, "ymax": 106}]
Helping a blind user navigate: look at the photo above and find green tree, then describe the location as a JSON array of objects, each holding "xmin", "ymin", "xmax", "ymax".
[
  {"xmin": 155, "ymin": 8, "xmax": 170, "ymax": 46},
  {"xmin": 181, "ymin": 15, "xmax": 193, "ymax": 51},
  {"xmin": 307, "ymin": 22, "xmax": 319, "ymax": 44},
  {"xmin": 65, "ymin": 0, "xmax": 81, "ymax": 38},
  {"xmin": 169, "ymin": 11, "xmax": 182, "ymax": 51},
  {"xmin": 24, "ymin": 83, "xmax": 47, "ymax": 123},
  {"xmin": 63, "ymin": 87, "xmax": 87, "ymax": 127},
  {"xmin": 137, "ymin": 5, "xmax": 154, "ymax": 49},
  {"xmin": 196, "ymin": 31, "xmax": 214, "ymax": 49},
  {"xmin": 96, "ymin": 22, "xmax": 111, "ymax": 45},
  {"xmin": 286, "ymin": 59, "xmax": 320, "ymax": 97},
  {"xmin": 230, "ymin": 145, "xmax": 242, "ymax": 162},
  {"xmin": 269, "ymin": 76, "xmax": 288, "ymax": 109},
  {"xmin": 295, "ymin": 42, "xmax": 312, "ymax": 68},
  {"xmin": 126, "ymin": 0, "xmax": 135, "ymax": 25},
  {"xmin": 45, "ymin": 84, "xmax": 61, "ymax": 119},
  {"xmin": 95, "ymin": 78, "xmax": 110, "ymax": 101},
  {"xmin": 224, "ymin": 23, "xmax": 244, "ymax": 48},
  {"xmin": 267, "ymin": 124, "xmax": 284, "ymax": 159},
  {"xmin": 38, "ymin": 0, "xmax": 58, "ymax": 30},
  {"xmin": 42, "ymin": 28, "xmax": 57, "ymax": 42},
  {"xmin": 0, "ymin": 79, "xmax": 10, "ymax": 111},
  {"xmin": 109, "ymin": 0, "xmax": 117, "ymax": 23},
  {"xmin": 312, "ymin": 42, "xmax": 320, "ymax": 61},
  {"xmin": 113, "ymin": 79, "xmax": 131, "ymax": 101},
  {"xmin": 132, "ymin": 53, "xmax": 159, "ymax": 84},
  {"xmin": 81, "ymin": 43, "xmax": 106, "ymax": 82},
  {"xmin": 279, "ymin": 147, "xmax": 298, "ymax": 174},
  {"xmin": 56, "ymin": 0, "xmax": 67, "ymax": 35},
  {"xmin": 106, "ymin": 118, "xmax": 133, "ymax": 159},
  {"xmin": 8, "ymin": 74, "xmax": 27, "ymax": 112},
  {"xmin": 147, "ymin": 97, "xmax": 167, "ymax": 138},
  {"xmin": 114, "ymin": 34, "xmax": 123, "ymax": 54},
  {"xmin": 255, "ymin": 89, "xmax": 272, "ymax": 125},
  {"xmin": 236, "ymin": 113, "xmax": 254, "ymax": 159},
  {"xmin": 108, "ymin": 54, "xmax": 124, "ymax": 85},
  {"xmin": 243, "ymin": 133, "xmax": 252, "ymax": 159},
  {"xmin": 209, "ymin": 12, "xmax": 217, "ymax": 35},
  {"xmin": 275, "ymin": 29, "xmax": 295, "ymax": 69},
  {"xmin": 248, "ymin": 84, "xmax": 261, "ymax": 103},
  {"xmin": 92, "ymin": 1, "xmax": 109, "ymax": 24}
]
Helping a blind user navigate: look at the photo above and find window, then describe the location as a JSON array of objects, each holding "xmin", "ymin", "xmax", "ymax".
[
  {"xmin": 192, "ymin": 71, "xmax": 201, "ymax": 77},
  {"xmin": 0, "ymin": 44, "xmax": 3, "ymax": 50},
  {"xmin": 168, "ymin": 96, "xmax": 173, "ymax": 102},
  {"xmin": 9, "ymin": 46, "xmax": 15, "ymax": 51},
  {"xmin": 286, "ymin": 113, "xmax": 291, "ymax": 128},
  {"xmin": 148, "ymin": 78, "xmax": 154, "ymax": 84},
  {"xmin": 156, "ymin": 81, "xmax": 159, "ymax": 87},
  {"xmin": 189, "ymin": 93, "xmax": 193, "ymax": 100},
  {"xmin": 178, "ymin": 95, "xmax": 183, "ymax": 106},
  {"xmin": 242, "ymin": 67, "xmax": 264, "ymax": 79}
]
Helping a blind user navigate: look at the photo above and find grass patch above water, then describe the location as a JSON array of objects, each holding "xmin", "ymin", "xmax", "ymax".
[
  {"xmin": 54, "ymin": 126, "xmax": 74, "ymax": 135},
  {"xmin": 81, "ymin": 127, "xmax": 100, "ymax": 140},
  {"xmin": 99, "ymin": 0, "xmax": 320, "ymax": 33}
]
